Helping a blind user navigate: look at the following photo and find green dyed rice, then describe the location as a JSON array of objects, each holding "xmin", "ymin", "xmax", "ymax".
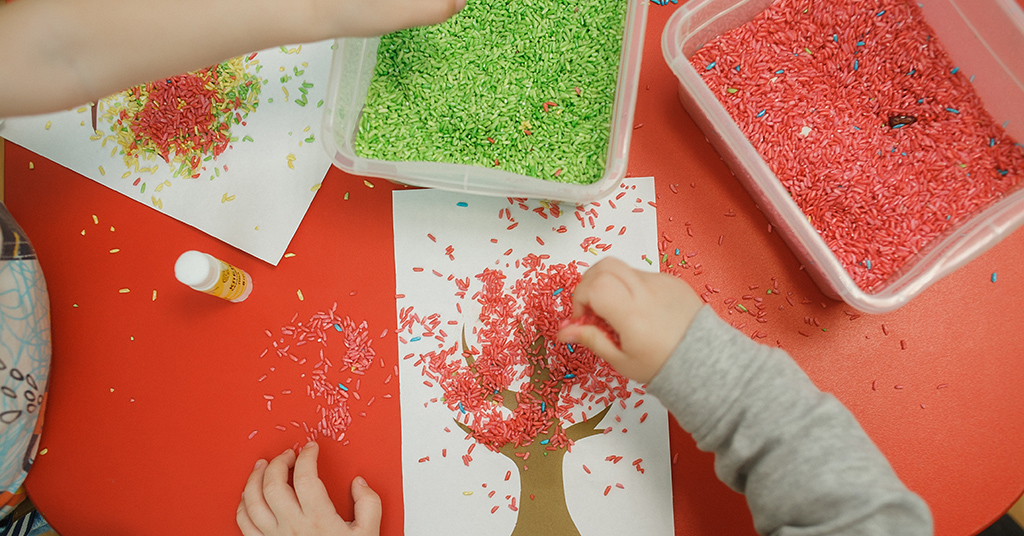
[{"xmin": 355, "ymin": 0, "xmax": 628, "ymax": 184}]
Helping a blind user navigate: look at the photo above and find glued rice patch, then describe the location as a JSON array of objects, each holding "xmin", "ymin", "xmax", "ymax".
[
  {"xmin": 262, "ymin": 306, "xmax": 377, "ymax": 444},
  {"xmin": 101, "ymin": 56, "xmax": 262, "ymax": 179},
  {"xmin": 401, "ymin": 255, "xmax": 634, "ymax": 451}
]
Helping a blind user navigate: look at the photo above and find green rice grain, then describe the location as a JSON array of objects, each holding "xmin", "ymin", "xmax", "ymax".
[{"xmin": 355, "ymin": 0, "xmax": 628, "ymax": 185}]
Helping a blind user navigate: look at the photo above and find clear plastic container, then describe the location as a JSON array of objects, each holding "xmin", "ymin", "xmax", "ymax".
[
  {"xmin": 662, "ymin": 0, "xmax": 1024, "ymax": 313},
  {"xmin": 320, "ymin": 0, "xmax": 648, "ymax": 204}
]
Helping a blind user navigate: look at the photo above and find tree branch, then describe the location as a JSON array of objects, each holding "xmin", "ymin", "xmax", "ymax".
[
  {"xmin": 454, "ymin": 418, "xmax": 473, "ymax": 437},
  {"xmin": 461, "ymin": 326, "xmax": 475, "ymax": 368},
  {"xmin": 564, "ymin": 405, "xmax": 611, "ymax": 442},
  {"xmin": 457, "ymin": 419, "xmax": 525, "ymax": 463}
]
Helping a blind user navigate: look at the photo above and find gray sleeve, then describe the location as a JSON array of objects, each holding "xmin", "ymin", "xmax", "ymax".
[{"xmin": 648, "ymin": 306, "xmax": 933, "ymax": 536}]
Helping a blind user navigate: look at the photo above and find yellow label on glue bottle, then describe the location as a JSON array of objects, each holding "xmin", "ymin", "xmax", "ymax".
[{"xmin": 174, "ymin": 250, "xmax": 252, "ymax": 302}]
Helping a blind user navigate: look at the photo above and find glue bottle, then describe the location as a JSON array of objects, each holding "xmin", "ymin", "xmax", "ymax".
[{"xmin": 174, "ymin": 250, "xmax": 252, "ymax": 302}]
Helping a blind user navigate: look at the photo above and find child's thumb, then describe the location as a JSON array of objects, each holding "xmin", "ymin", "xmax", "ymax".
[{"xmin": 351, "ymin": 476, "xmax": 383, "ymax": 532}]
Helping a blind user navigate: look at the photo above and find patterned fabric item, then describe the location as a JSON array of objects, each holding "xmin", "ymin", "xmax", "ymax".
[
  {"xmin": 0, "ymin": 204, "xmax": 51, "ymax": 520},
  {"xmin": 0, "ymin": 508, "xmax": 55, "ymax": 536}
]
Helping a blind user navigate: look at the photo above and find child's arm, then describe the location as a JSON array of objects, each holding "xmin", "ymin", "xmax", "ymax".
[
  {"xmin": 0, "ymin": 0, "xmax": 464, "ymax": 117},
  {"xmin": 558, "ymin": 257, "xmax": 933, "ymax": 536},
  {"xmin": 238, "ymin": 441, "xmax": 381, "ymax": 536}
]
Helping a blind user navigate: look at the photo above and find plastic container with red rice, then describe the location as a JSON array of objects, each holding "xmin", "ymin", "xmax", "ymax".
[{"xmin": 663, "ymin": 0, "xmax": 1024, "ymax": 313}]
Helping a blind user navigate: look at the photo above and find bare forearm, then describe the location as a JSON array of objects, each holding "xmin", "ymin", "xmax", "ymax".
[
  {"xmin": 0, "ymin": 0, "xmax": 460, "ymax": 117},
  {"xmin": 0, "ymin": 0, "xmax": 321, "ymax": 116}
]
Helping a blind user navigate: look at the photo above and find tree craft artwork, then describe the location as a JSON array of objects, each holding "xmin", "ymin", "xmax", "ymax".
[
  {"xmin": 97, "ymin": 55, "xmax": 262, "ymax": 182},
  {"xmin": 256, "ymin": 307, "xmax": 381, "ymax": 446},
  {"xmin": 403, "ymin": 255, "xmax": 640, "ymax": 535}
]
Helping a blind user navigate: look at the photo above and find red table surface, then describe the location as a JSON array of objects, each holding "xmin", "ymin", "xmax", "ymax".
[{"xmin": 6, "ymin": 4, "xmax": 1024, "ymax": 535}]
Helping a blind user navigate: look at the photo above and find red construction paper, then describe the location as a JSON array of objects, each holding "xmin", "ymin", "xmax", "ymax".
[{"xmin": 5, "ymin": 3, "xmax": 1024, "ymax": 535}]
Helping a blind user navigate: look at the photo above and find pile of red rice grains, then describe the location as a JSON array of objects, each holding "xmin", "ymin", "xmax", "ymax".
[
  {"xmin": 104, "ymin": 55, "xmax": 261, "ymax": 179},
  {"xmin": 400, "ymin": 255, "xmax": 635, "ymax": 453},
  {"xmin": 257, "ymin": 307, "xmax": 380, "ymax": 445},
  {"xmin": 691, "ymin": 0, "xmax": 1024, "ymax": 291}
]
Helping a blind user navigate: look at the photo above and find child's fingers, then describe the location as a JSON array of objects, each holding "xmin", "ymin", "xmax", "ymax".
[
  {"xmin": 242, "ymin": 460, "xmax": 277, "ymax": 530},
  {"xmin": 236, "ymin": 497, "xmax": 265, "ymax": 536},
  {"xmin": 568, "ymin": 257, "xmax": 624, "ymax": 318},
  {"xmin": 557, "ymin": 324, "xmax": 627, "ymax": 364},
  {"xmin": 262, "ymin": 449, "xmax": 302, "ymax": 520},
  {"xmin": 349, "ymin": 476, "xmax": 383, "ymax": 533},
  {"xmin": 367, "ymin": 0, "xmax": 466, "ymax": 35},
  {"xmin": 292, "ymin": 442, "xmax": 337, "ymax": 518},
  {"xmin": 572, "ymin": 266, "xmax": 639, "ymax": 329},
  {"xmin": 410, "ymin": 0, "xmax": 466, "ymax": 26}
]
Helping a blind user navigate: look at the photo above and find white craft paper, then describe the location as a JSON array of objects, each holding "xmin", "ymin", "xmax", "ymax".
[
  {"xmin": 393, "ymin": 177, "xmax": 674, "ymax": 536},
  {"xmin": 0, "ymin": 41, "xmax": 336, "ymax": 265}
]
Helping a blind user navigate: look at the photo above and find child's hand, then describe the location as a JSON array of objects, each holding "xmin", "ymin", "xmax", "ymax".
[
  {"xmin": 558, "ymin": 257, "xmax": 702, "ymax": 383},
  {"xmin": 237, "ymin": 442, "xmax": 381, "ymax": 536},
  {"xmin": 311, "ymin": 0, "xmax": 468, "ymax": 38}
]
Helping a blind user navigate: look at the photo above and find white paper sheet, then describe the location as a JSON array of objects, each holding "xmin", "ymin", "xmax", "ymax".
[
  {"xmin": 0, "ymin": 41, "xmax": 336, "ymax": 265},
  {"xmin": 393, "ymin": 177, "xmax": 674, "ymax": 536}
]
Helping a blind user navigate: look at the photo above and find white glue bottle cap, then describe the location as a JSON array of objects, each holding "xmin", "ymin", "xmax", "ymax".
[{"xmin": 174, "ymin": 250, "xmax": 253, "ymax": 302}]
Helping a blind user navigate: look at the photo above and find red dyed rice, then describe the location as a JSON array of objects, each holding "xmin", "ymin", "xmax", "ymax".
[
  {"xmin": 404, "ymin": 254, "xmax": 636, "ymax": 453},
  {"xmin": 259, "ymin": 309, "xmax": 378, "ymax": 444},
  {"xmin": 691, "ymin": 0, "xmax": 1024, "ymax": 291}
]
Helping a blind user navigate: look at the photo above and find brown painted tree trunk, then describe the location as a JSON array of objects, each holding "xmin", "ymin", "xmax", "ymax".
[
  {"xmin": 495, "ymin": 405, "xmax": 612, "ymax": 536},
  {"xmin": 456, "ymin": 329, "xmax": 613, "ymax": 535},
  {"xmin": 503, "ymin": 443, "xmax": 579, "ymax": 536}
]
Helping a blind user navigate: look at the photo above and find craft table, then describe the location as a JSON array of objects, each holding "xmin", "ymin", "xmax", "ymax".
[{"xmin": 5, "ymin": 3, "xmax": 1024, "ymax": 535}]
